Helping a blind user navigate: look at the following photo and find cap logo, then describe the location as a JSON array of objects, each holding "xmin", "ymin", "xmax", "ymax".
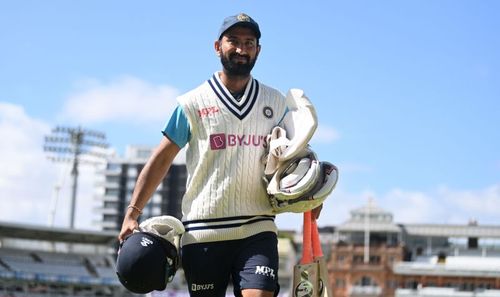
[
  {"xmin": 237, "ymin": 13, "xmax": 250, "ymax": 22},
  {"xmin": 140, "ymin": 237, "xmax": 153, "ymax": 247}
]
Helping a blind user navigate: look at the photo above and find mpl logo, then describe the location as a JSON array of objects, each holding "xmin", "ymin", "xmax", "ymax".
[
  {"xmin": 255, "ymin": 265, "xmax": 276, "ymax": 279},
  {"xmin": 198, "ymin": 106, "xmax": 220, "ymax": 118},
  {"xmin": 209, "ymin": 133, "xmax": 267, "ymax": 150}
]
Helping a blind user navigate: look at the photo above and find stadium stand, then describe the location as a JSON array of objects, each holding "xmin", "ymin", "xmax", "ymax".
[
  {"xmin": 0, "ymin": 221, "xmax": 132, "ymax": 297},
  {"xmin": 0, "ymin": 222, "xmax": 298, "ymax": 297}
]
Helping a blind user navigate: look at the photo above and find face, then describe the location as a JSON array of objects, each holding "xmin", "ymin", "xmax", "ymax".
[{"xmin": 216, "ymin": 26, "xmax": 261, "ymax": 77}]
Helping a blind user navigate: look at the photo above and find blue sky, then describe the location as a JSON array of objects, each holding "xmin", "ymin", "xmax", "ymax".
[{"xmin": 1, "ymin": 1, "xmax": 499, "ymax": 231}]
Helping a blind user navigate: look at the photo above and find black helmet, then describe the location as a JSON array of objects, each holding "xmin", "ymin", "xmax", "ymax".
[{"xmin": 116, "ymin": 231, "xmax": 179, "ymax": 294}]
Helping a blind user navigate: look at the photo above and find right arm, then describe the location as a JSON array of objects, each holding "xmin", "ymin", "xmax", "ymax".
[{"xmin": 118, "ymin": 136, "xmax": 181, "ymax": 241}]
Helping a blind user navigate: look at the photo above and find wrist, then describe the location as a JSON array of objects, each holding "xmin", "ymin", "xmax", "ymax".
[{"xmin": 126, "ymin": 204, "xmax": 142, "ymax": 220}]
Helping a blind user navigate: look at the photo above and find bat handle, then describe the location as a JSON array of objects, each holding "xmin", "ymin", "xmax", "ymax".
[
  {"xmin": 301, "ymin": 211, "xmax": 313, "ymax": 264},
  {"xmin": 311, "ymin": 216, "xmax": 323, "ymax": 258}
]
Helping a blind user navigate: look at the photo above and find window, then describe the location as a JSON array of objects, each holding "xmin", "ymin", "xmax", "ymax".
[
  {"xmin": 355, "ymin": 276, "xmax": 376, "ymax": 287},
  {"xmin": 106, "ymin": 163, "xmax": 121, "ymax": 171},
  {"xmin": 386, "ymin": 280, "xmax": 398, "ymax": 289},
  {"xmin": 405, "ymin": 280, "xmax": 417, "ymax": 289},
  {"xmin": 104, "ymin": 201, "xmax": 119, "ymax": 208},
  {"xmin": 369, "ymin": 255, "xmax": 381, "ymax": 264},
  {"xmin": 353, "ymin": 255, "xmax": 364, "ymax": 263},
  {"xmin": 106, "ymin": 176, "xmax": 120, "ymax": 183},
  {"xmin": 128, "ymin": 167, "xmax": 138, "ymax": 176},
  {"xmin": 105, "ymin": 189, "xmax": 119, "ymax": 196},
  {"xmin": 103, "ymin": 215, "xmax": 115, "ymax": 222}
]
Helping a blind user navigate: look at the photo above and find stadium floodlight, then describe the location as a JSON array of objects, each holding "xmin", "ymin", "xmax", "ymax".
[{"xmin": 44, "ymin": 126, "xmax": 109, "ymax": 229}]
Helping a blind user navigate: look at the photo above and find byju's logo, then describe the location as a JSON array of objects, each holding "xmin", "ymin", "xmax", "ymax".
[
  {"xmin": 210, "ymin": 133, "xmax": 226, "ymax": 150},
  {"xmin": 209, "ymin": 133, "xmax": 267, "ymax": 150},
  {"xmin": 191, "ymin": 283, "xmax": 214, "ymax": 292}
]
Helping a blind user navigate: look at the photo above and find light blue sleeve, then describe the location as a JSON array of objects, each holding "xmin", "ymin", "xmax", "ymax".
[
  {"xmin": 277, "ymin": 106, "xmax": 290, "ymax": 127},
  {"xmin": 162, "ymin": 105, "xmax": 191, "ymax": 148}
]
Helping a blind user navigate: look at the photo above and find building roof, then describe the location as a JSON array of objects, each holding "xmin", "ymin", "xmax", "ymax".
[
  {"xmin": 337, "ymin": 221, "xmax": 401, "ymax": 233},
  {"xmin": 402, "ymin": 224, "xmax": 500, "ymax": 238},
  {"xmin": 337, "ymin": 200, "xmax": 401, "ymax": 233},
  {"xmin": 335, "ymin": 200, "xmax": 500, "ymax": 237},
  {"xmin": 393, "ymin": 256, "xmax": 500, "ymax": 278},
  {"xmin": 0, "ymin": 221, "xmax": 118, "ymax": 245},
  {"xmin": 396, "ymin": 288, "xmax": 500, "ymax": 297}
]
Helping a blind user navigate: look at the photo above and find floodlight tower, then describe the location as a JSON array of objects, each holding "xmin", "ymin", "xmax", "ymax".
[{"xmin": 44, "ymin": 126, "xmax": 108, "ymax": 229}]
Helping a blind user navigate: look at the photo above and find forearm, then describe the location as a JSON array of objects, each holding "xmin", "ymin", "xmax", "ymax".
[
  {"xmin": 119, "ymin": 138, "xmax": 181, "ymax": 241},
  {"xmin": 128, "ymin": 161, "xmax": 169, "ymax": 213},
  {"xmin": 128, "ymin": 138, "xmax": 180, "ymax": 213}
]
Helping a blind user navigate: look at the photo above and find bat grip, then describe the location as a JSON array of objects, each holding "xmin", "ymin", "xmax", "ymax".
[
  {"xmin": 301, "ymin": 211, "xmax": 313, "ymax": 264},
  {"xmin": 311, "ymin": 216, "xmax": 323, "ymax": 258}
]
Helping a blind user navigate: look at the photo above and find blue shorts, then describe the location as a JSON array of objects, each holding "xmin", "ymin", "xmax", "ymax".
[{"xmin": 181, "ymin": 232, "xmax": 280, "ymax": 297}]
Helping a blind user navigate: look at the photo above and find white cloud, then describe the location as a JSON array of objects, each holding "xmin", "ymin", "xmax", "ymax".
[
  {"xmin": 353, "ymin": 185, "xmax": 500, "ymax": 225},
  {"xmin": 311, "ymin": 124, "xmax": 340, "ymax": 144},
  {"xmin": 0, "ymin": 76, "xmax": 182, "ymax": 230},
  {"xmin": 60, "ymin": 76, "xmax": 180, "ymax": 124},
  {"xmin": 277, "ymin": 184, "xmax": 500, "ymax": 231},
  {"xmin": 0, "ymin": 102, "xmax": 54, "ymax": 224},
  {"xmin": 438, "ymin": 185, "xmax": 500, "ymax": 223},
  {"xmin": 0, "ymin": 102, "xmax": 99, "ymax": 230},
  {"xmin": 381, "ymin": 189, "xmax": 441, "ymax": 223}
]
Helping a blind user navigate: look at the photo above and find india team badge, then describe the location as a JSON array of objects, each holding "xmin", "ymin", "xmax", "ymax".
[{"xmin": 263, "ymin": 106, "xmax": 273, "ymax": 119}]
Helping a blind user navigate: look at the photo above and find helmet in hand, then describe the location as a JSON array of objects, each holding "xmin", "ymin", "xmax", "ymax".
[{"xmin": 116, "ymin": 231, "xmax": 179, "ymax": 294}]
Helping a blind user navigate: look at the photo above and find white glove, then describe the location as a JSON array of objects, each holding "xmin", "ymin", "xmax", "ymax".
[
  {"xmin": 280, "ymin": 89, "xmax": 318, "ymax": 161},
  {"xmin": 264, "ymin": 126, "xmax": 291, "ymax": 176},
  {"xmin": 264, "ymin": 89, "xmax": 318, "ymax": 176}
]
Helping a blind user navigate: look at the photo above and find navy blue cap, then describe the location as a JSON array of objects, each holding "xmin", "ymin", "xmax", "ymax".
[
  {"xmin": 116, "ymin": 232, "xmax": 178, "ymax": 294},
  {"xmin": 218, "ymin": 13, "xmax": 261, "ymax": 40}
]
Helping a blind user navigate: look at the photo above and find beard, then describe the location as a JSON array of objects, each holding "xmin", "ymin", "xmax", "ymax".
[{"xmin": 220, "ymin": 51, "xmax": 258, "ymax": 77}]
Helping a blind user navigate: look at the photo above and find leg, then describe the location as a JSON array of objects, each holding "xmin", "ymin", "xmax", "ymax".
[
  {"xmin": 232, "ymin": 232, "xmax": 280, "ymax": 297},
  {"xmin": 241, "ymin": 288, "xmax": 275, "ymax": 297},
  {"xmin": 182, "ymin": 241, "xmax": 235, "ymax": 297}
]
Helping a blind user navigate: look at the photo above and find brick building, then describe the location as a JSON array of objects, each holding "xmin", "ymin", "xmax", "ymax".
[{"xmin": 324, "ymin": 201, "xmax": 500, "ymax": 297}]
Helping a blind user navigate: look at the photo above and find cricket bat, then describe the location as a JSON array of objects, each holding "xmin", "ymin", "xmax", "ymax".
[
  {"xmin": 292, "ymin": 211, "xmax": 321, "ymax": 297},
  {"xmin": 312, "ymin": 217, "xmax": 333, "ymax": 297}
]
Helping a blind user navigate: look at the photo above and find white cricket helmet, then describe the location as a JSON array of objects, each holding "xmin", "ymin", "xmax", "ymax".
[
  {"xmin": 263, "ymin": 88, "xmax": 338, "ymax": 213},
  {"xmin": 266, "ymin": 149, "xmax": 339, "ymax": 213}
]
